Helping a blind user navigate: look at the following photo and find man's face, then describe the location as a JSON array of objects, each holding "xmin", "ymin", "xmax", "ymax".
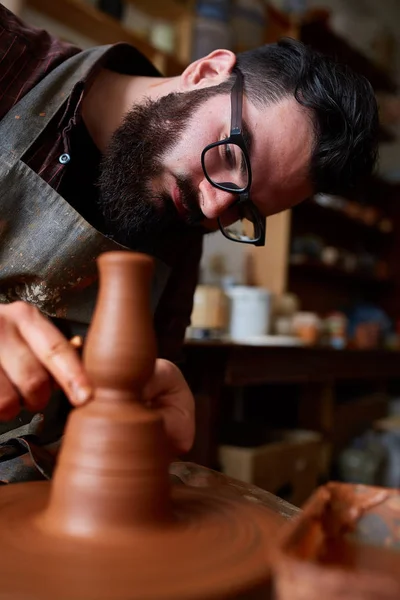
[{"xmin": 98, "ymin": 87, "xmax": 313, "ymax": 250}]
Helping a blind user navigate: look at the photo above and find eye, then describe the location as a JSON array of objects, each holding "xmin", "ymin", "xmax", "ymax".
[{"xmin": 223, "ymin": 143, "xmax": 236, "ymax": 170}]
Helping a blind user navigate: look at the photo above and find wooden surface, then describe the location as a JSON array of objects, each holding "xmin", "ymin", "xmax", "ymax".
[
  {"xmin": 182, "ymin": 341, "xmax": 400, "ymax": 469},
  {"xmin": 185, "ymin": 341, "xmax": 400, "ymax": 386},
  {"xmin": 246, "ymin": 210, "xmax": 291, "ymax": 294},
  {"xmin": 26, "ymin": 0, "xmax": 185, "ymax": 75},
  {"xmin": 123, "ymin": 0, "xmax": 191, "ymax": 22}
]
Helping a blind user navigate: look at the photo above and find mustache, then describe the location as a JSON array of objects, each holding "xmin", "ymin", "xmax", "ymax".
[{"xmin": 176, "ymin": 176, "xmax": 205, "ymax": 225}]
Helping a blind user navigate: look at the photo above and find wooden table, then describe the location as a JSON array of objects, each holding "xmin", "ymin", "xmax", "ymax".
[{"xmin": 182, "ymin": 341, "xmax": 400, "ymax": 469}]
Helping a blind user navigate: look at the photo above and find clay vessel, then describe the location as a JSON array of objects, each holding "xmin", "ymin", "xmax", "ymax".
[
  {"xmin": 0, "ymin": 251, "xmax": 285, "ymax": 599},
  {"xmin": 40, "ymin": 253, "xmax": 171, "ymax": 535},
  {"xmin": 273, "ymin": 482, "xmax": 400, "ymax": 600}
]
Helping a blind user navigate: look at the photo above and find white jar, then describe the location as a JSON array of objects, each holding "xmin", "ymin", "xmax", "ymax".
[{"xmin": 226, "ymin": 286, "xmax": 271, "ymax": 340}]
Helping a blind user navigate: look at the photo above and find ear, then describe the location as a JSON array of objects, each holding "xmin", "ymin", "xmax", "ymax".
[{"xmin": 179, "ymin": 49, "xmax": 236, "ymax": 92}]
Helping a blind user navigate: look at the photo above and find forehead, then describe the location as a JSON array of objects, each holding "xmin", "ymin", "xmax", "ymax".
[{"xmin": 244, "ymin": 96, "xmax": 314, "ymax": 215}]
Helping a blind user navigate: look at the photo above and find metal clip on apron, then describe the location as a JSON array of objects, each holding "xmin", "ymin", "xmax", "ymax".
[{"xmin": 0, "ymin": 46, "xmax": 171, "ymax": 482}]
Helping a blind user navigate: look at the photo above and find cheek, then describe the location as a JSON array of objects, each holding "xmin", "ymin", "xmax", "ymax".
[
  {"xmin": 267, "ymin": 194, "xmax": 305, "ymax": 216},
  {"xmin": 178, "ymin": 125, "xmax": 216, "ymax": 169},
  {"xmin": 264, "ymin": 178, "xmax": 312, "ymax": 215},
  {"xmin": 172, "ymin": 146, "xmax": 205, "ymax": 180}
]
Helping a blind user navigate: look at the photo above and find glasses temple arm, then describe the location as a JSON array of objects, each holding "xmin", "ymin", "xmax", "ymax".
[{"xmin": 230, "ymin": 70, "xmax": 243, "ymax": 132}]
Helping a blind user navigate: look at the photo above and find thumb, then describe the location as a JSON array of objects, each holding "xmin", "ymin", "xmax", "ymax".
[{"xmin": 142, "ymin": 359, "xmax": 195, "ymax": 455}]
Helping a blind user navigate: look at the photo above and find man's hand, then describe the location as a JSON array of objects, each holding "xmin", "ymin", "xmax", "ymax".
[
  {"xmin": 0, "ymin": 302, "xmax": 92, "ymax": 419},
  {"xmin": 0, "ymin": 302, "xmax": 195, "ymax": 455},
  {"xmin": 142, "ymin": 359, "xmax": 195, "ymax": 455}
]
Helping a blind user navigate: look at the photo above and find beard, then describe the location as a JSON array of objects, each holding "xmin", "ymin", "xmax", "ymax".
[{"xmin": 97, "ymin": 86, "xmax": 222, "ymax": 254}]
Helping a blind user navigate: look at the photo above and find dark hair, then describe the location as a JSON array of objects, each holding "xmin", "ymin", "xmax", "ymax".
[{"xmin": 216, "ymin": 38, "xmax": 379, "ymax": 196}]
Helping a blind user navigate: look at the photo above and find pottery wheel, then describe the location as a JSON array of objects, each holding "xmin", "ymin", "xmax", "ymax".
[
  {"xmin": 0, "ymin": 480, "xmax": 281, "ymax": 599},
  {"xmin": 0, "ymin": 252, "xmax": 283, "ymax": 600}
]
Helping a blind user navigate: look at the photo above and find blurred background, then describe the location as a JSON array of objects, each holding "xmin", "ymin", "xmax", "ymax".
[{"xmin": 7, "ymin": 0, "xmax": 400, "ymax": 506}]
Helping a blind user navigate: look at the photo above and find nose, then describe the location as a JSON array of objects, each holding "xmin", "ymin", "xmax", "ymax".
[{"xmin": 198, "ymin": 179, "xmax": 236, "ymax": 220}]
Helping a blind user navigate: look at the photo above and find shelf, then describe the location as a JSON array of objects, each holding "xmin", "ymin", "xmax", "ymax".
[
  {"xmin": 124, "ymin": 0, "xmax": 190, "ymax": 22},
  {"xmin": 265, "ymin": 7, "xmax": 397, "ymax": 93},
  {"xmin": 300, "ymin": 19, "xmax": 397, "ymax": 93},
  {"xmin": 26, "ymin": 0, "xmax": 185, "ymax": 76},
  {"xmin": 379, "ymin": 125, "xmax": 396, "ymax": 143},
  {"xmin": 289, "ymin": 260, "xmax": 392, "ymax": 286},
  {"xmin": 348, "ymin": 175, "xmax": 400, "ymax": 211},
  {"xmin": 292, "ymin": 200, "xmax": 393, "ymax": 238}
]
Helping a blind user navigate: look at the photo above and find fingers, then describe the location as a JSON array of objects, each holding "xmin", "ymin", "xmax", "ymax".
[
  {"xmin": 0, "ymin": 302, "xmax": 92, "ymax": 419},
  {"xmin": 142, "ymin": 359, "xmax": 195, "ymax": 454},
  {"xmin": 14, "ymin": 303, "xmax": 92, "ymax": 405},
  {"xmin": 158, "ymin": 401, "xmax": 195, "ymax": 456},
  {"xmin": 0, "ymin": 302, "xmax": 193, "ymax": 457},
  {"xmin": 0, "ymin": 365, "xmax": 20, "ymax": 420},
  {"xmin": 0, "ymin": 323, "xmax": 51, "ymax": 412}
]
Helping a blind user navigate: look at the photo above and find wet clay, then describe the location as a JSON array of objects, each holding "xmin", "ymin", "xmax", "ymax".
[
  {"xmin": 0, "ymin": 252, "xmax": 284, "ymax": 600},
  {"xmin": 273, "ymin": 483, "xmax": 400, "ymax": 600}
]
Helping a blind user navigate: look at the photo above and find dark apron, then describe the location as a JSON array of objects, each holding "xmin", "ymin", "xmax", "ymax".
[{"xmin": 0, "ymin": 46, "xmax": 171, "ymax": 482}]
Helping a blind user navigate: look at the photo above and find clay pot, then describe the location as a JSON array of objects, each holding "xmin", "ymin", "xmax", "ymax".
[
  {"xmin": 0, "ymin": 252, "xmax": 285, "ymax": 599},
  {"xmin": 273, "ymin": 482, "xmax": 400, "ymax": 600}
]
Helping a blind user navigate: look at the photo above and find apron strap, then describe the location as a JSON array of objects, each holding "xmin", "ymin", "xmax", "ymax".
[{"xmin": 0, "ymin": 45, "xmax": 111, "ymax": 163}]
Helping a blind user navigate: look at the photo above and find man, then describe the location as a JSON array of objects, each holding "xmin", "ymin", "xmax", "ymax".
[{"xmin": 0, "ymin": 5, "xmax": 378, "ymax": 470}]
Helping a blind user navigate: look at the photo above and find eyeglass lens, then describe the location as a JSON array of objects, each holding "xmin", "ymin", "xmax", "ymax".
[
  {"xmin": 203, "ymin": 143, "xmax": 249, "ymax": 190},
  {"xmin": 218, "ymin": 200, "xmax": 260, "ymax": 242}
]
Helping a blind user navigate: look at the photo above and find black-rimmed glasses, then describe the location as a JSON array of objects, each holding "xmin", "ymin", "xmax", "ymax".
[{"xmin": 200, "ymin": 70, "xmax": 266, "ymax": 246}]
